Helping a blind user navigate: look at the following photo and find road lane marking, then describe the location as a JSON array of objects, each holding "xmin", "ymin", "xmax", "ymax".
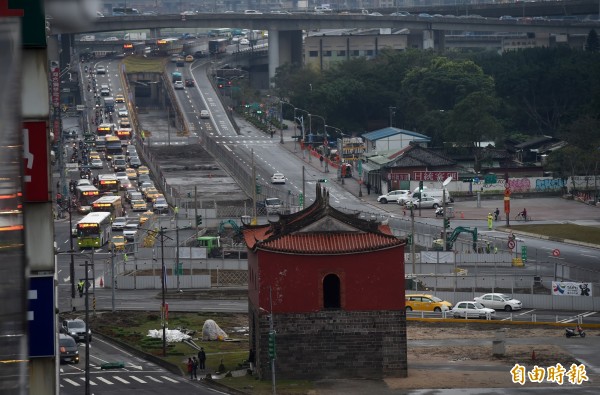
[
  {"xmin": 517, "ymin": 309, "xmax": 536, "ymax": 316},
  {"xmin": 96, "ymin": 377, "xmax": 113, "ymax": 385},
  {"xmin": 581, "ymin": 254, "xmax": 599, "ymax": 259},
  {"xmin": 129, "ymin": 375, "xmax": 147, "ymax": 383},
  {"xmin": 161, "ymin": 376, "xmax": 179, "ymax": 383},
  {"xmin": 79, "ymin": 377, "xmax": 97, "ymax": 385},
  {"xmin": 113, "ymin": 376, "xmax": 130, "ymax": 384},
  {"xmin": 63, "ymin": 378, "xmax": 80, "ymax": 386},
  {"xmin": 146, "ymin": 376, "xmax": 163, "ymax": 383}
]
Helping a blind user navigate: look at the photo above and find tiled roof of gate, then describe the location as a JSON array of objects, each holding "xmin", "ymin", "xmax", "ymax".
[{"xmin": 243, "ymin": 185, "xmax": 404, "ymax": 254}]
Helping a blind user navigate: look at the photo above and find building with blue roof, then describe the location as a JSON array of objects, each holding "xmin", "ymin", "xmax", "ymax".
[{"xmin": 362, "ymin": 127, "xmax": 431, "ymax": 155}]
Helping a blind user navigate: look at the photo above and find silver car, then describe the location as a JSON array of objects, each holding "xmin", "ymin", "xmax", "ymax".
[
  {"xmin": 451, "ymin": 301, "xmax": 496, "ymax": 319},
  {"xmin": 474, "ymin": 293, "xmax": 522, "ymax": 312}
]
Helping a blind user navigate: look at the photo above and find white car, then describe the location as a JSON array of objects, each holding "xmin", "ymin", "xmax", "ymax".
[
  {"xmin": 123, "ymin": 222, "xmax": 138, "ymax": 240},
  {"xmin": 474, "ymin": 293, "xmax": 522, "ymax": 312},
  {"xmin": 153, "ymin": 197, "xmax": 169, "ymax": 213},
  {"xmin": 200, "ymin": 110, "xmax": 210, "ymax": 119},
  {"xmin": 270, "ymin": 173, "xmax": 286, "ymax": 184},
  {"xmin": 174, "ymin": 80, "xmax": 184, "ymax": 90},
  {"xmin": 240, "ymin": 38, "xmax": 250, "ymax": 45},
  {"xmin": 77, "ymin": 179, "xmax": 91, "ymax": 187},
  {"xmin": 90, "ymin": 158, "xmax": 103, "ymax": 169},
  {"xmin": 451, "ymin": 301, "xmax": 496, "ymax": 319},
  {"xmin": 244, "ymin": 10, "xmax": 262, "ymax": 14},
  {"xmin": 112, "ymin": 217, "xmax": 128, "ymax": 231},
  {"xmin": 407, "ymin": 196, "xmax": 442, "ymax": 209},
  {"xmin": 377, "ymin": 190, "xmax": 410, "ymax": 204},
  {"xmin": 96, "ymin": 66, "xmax": 106, "ymax": 74}
]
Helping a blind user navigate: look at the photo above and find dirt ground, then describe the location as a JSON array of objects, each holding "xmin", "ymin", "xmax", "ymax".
[{"xmin": 392, "ymin": 323, "xmax": 595, "ymax": 389}]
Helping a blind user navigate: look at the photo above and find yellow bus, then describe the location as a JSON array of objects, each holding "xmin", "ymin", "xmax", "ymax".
[{"xmin": 91, "ymin": 195, "xmax": 123, "ymax": 220}]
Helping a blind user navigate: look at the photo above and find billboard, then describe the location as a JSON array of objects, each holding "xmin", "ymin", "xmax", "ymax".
[{"xmin": 552, "ymin": 282, "xmax": 592, "ymax": 297}]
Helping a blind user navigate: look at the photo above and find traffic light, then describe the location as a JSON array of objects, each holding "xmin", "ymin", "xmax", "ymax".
[
  {"xmin": 298, "ymin": 193, "xmax": 304, "ymax": 206},
  {"xmin": 268, "ymin": 331, "xmax": 276, "ymax": 360},
  {"xmin": 419, "ymin": 181, "xmax": 424, "ymax": 191},
  {"xmin": 196, "ymin": 215, "xmax": 203, "ymax": 226},
  {"xmin": 255, "ymin": 184, "xmax": 262, "ymax": 194},
  {"xmin": 443, "ymin": 218, "xmax": 450, "ymax": 228},
  {"xmin": 407, "ymin": 234, "xmax": 413, "ymax": 246}
]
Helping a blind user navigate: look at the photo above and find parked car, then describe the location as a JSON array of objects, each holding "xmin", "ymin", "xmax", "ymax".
[
  {"xmin": 377, "ymin": 190, "xmax": 410, "ymax": 204},
  {"xmin": 405, "ymin": 294, "xmax": 453, "ymax": 312},
  {"xmin": 112, "ymin": 216, "xmax": 128, "ymax": 231},
  {"xmin": 59, "ymin": 334, "xmax": 80, "ymax": 364},
  {"xmin": 270, "ymin": 172, "xmax": 286, "ymax": 184},
  {"xmin": 451, "ymin": 301, "xmax": 496, "ymax": 319},
  {"xmin": 62, "ymin": 319, "xmax": 92, "ymax": 342},
  {"xmin": 474, "ymin": 293, "xmax": 522, "ymax": 311},
  {"xmin": 406, "ymin": 196, "xmax": 442, "ymax": 209}
]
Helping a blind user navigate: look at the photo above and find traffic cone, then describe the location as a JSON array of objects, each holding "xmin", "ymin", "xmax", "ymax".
[
  {"xmin": 99, "ymin": 277, "xmax": 104, "ymax": 287},
  {"xmin": 461, "ymin": 212, "xmax": 465, "ymax": 219},
  {"xmin": 531, "ymin": 350, "xmax": 536, "ymax": 360}
]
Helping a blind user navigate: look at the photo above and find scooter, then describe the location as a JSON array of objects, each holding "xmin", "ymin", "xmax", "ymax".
[
  {"xmin": 565, "ymin": 324, "xmax": 586, "ymax": 338},
  {"xmin": 435, "ymin": 207, "xmax": 444, "ymax": 217}
]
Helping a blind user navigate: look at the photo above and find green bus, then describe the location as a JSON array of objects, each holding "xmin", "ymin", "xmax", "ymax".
[{"xmin": 76, "ymin": 212, "xmax": 112, "ymax": 248}]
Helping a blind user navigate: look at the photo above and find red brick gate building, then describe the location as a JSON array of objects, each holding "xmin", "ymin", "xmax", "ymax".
[{"xmin": 243, "ymin": 186, "xmax": 407, "ymax": 380}]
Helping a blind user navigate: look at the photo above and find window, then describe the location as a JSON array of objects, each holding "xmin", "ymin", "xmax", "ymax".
[
  {"xmin": 365, "ymin": 50, "xmax": 374, "ymax": 56},
  {"xmin": 351, "ymin": 50, "xmax": 360, "ymax": 56},
  {"xmin": 309, "ymin": 51, "xmax": 318, "ymax": 57},
  {"xmin": 323, "ymin": 50, "xmax": 332, "ymax": 57},
  {"xmin": 337, "ymin": 50, "xmax": 346, "ymax": 56},
  {"xmin": 323, "ymin": 274, "xmax": 340, "ymax": 309}
]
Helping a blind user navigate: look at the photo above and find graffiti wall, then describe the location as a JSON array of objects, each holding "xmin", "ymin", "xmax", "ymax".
[{"xmin": 415, "ymin": 177, "xmax": 567, "ymax": 194}]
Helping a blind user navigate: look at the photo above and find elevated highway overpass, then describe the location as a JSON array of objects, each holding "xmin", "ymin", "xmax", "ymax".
[{"xmin": 54, "ymin": 11, "xmax": 600, "ymax": 80}]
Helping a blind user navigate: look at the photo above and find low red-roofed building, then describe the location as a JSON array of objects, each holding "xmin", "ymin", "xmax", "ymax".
[{"xmin": 244, "ymin": 185, "xmax": 407, "ymax": 380}]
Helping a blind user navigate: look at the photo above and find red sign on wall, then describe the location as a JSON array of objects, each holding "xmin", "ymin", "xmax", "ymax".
[
  {"xmin": 50, "ymin": 61, "xmax": 60, "ymax": 108},
  {"xmin": 412, "ymin": 171, "xmax": 458, "ymax": 182},
  {"xmin": 23, "ymin": 121, "xmax": 50, "ymax": 202}
]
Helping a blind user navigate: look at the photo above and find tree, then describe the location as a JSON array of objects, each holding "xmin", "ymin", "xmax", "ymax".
[{"xmin": 585, "ymin": 29, "xmax": 600, "ymax": 52}]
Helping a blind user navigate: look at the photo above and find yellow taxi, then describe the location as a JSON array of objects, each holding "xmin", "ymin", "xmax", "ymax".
[
  {"xmin": 144, "ymin": 188, "xmax": 161, "ymax": 202},
  {"xmin": 131, "ymin": 199, "xmax": 147, "ymax": 212},
  {"xmin": 115, "ymin": 94, "xmax": 125, "ymax": 103},
  {"xmin": 110, "ymin": 235, "xmax": 126, "ymax": 251},
  {"xmin": 137, "ymin": 166, "xmax": 150, "ymax": 176},
  {"xmin": 89, "ymin": 151, "xmax": 101, "ymax": 161},
  {"xmin": 405, "ymin": 294, "xmax": 453, "ymax": 312},
  {"xmin": 139, "ymin": 210, "xmax": 154, "ymax": 225},
  {"xmin": 185, "ymin": 55, "xmax": 194, "ymax": 62},
  {"xmin": 126, "ymin": 168, "xmax": 137, "ymax": 180}
]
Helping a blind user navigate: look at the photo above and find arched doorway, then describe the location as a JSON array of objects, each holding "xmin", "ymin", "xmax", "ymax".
[{"xmin": 323, "ymin": 273, "xmax": 341, "ymax": 309}]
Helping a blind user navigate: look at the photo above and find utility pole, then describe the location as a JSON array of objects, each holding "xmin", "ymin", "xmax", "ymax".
[
  {"xmin": 84, "ymin": 260, "xmax": 90, "ymax": 395},
  {"xmin": 302, "ymin": 166, "xmax": 306, "ymax": 209},
  {"xmin": 69, "ymin": 199, "xmax": 76, "ymax": 300},
  {"xmin": 160, "ymin": 227, "xmax": 167, "ymax": 357},
  {"xmin": 410, "ymin": 205, "xmax": 416, "ymax": 277},
  {"xmin": 389, "ymin": 106, "xmax": 396, "ymax": 127},
  {"xmin": 111, "ymin": 248, "xmax": 115, "ymax": 312},
  {"xmin": 176, "ymin": 225, "xmax": 180, "ymax": 292},
  {"xmin": 194, "ymin": 185, "xmax": 198, "ymax": 231},
  {"xmin": 252, "ymin": 149, "xmax": 257, "ymax": 222}
]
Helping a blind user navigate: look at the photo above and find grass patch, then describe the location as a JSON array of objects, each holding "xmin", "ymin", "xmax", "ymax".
[
  {"xmin": 88, "ymin": 311, "xmax": 249, "ymax": 375},
  {"xmin": 122, "ymin": 56, "xmax": 166, "ymax": 73},
  {"xmin": 218, "ymin": 375, "xmax": 315, "ymax": 395},
  {"xmin": 510, "ymin": 224, "xmax": 600, "ymax": 245}
]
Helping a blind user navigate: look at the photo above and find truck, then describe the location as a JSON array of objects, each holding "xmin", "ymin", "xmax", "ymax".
[
  {"xmin": 208, "ymin": 38, "xmax": 228, "ymax": 55},
  {"xmin": 171, "ymin": 71, "xmax": 182, "ymax": 83},
  {"xmin": 123, "ymin": 32, "xmax": 146, "ymax": 40}
]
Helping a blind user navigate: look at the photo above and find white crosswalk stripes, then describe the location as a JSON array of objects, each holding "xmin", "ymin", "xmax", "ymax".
[
  {"xmin": 63, "ymin": 378, "xmax": 80, "ymax": 386},
  {"xmin": 96, "ymin": 377, "xmax": 114, "ymax": 385},
  {"xmin": 61, "ymin": 374, "xmax": 183, "ymax": 387},
  {"xmin": 129, "ymin": 375, "xmax": 147, "ymax": 383},
  {"xmin": 112, "ymin": 376, "xmax": 130, "ymax": 384}
]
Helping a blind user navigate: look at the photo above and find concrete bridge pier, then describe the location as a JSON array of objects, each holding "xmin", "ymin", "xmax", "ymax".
[{"xmin": 268, "ymin": 29, "xmax": 304, "ymax": 85}]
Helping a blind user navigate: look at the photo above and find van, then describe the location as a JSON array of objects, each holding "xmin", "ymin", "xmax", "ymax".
[{"xmin": 412, "ymin": 188, "xmax": 453, "ymax": 203}]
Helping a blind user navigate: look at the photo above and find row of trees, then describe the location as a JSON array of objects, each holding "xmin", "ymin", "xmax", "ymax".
[{"xmin": 271, "ymin": 38, "xmax": 600, "ymax": 180}]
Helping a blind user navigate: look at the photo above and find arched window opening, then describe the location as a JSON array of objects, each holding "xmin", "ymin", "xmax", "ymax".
[{"xmin": 323, "ymin": 274, "xmax": 341, "ymax": 309}]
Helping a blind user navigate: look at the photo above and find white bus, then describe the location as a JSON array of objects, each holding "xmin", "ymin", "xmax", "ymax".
[{"xmin": 76, "ymin": 212, "xmax": 112, "ymax": 248}]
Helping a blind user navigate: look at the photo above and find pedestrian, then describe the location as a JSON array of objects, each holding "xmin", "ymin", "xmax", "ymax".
[
  {"xmin": 187, "ymin": 357, "xmax": 194, "ymax": 380},
  {"xmin": 366, "ymin": 182, "xmax": 371, "ymax": 195},
  {"xmin": 192, "ymin": 357, "xmax": 199, "ymax": 379},
  {"xmin": 198, "ymin": 347, "xmax": 206, "ymax": 370},
  {"xmin": 77, "ymin": 280, "xmax": 85, "ymax": 297}
]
